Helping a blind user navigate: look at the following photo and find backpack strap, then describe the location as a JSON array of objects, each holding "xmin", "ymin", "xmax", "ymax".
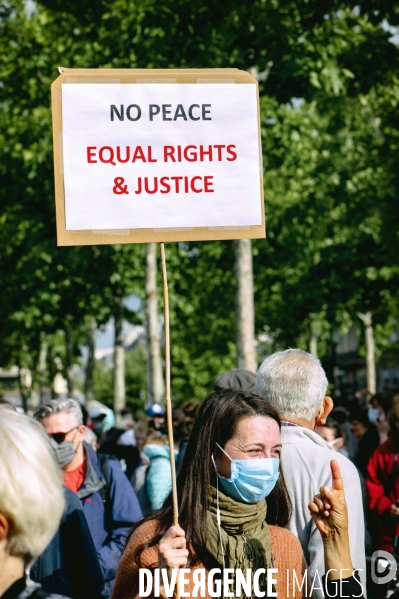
[
  {"xmin": 96, "ymin": 453, "xmax": 113, "ymax": 533},
  {"xmin": 97, "ymin": 453, "xmax": 111, "ymax": 499}
]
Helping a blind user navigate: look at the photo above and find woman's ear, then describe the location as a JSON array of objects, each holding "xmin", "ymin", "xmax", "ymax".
[
  {"xmin": 0, "ymin": 513, "xmax": 9, "ymax": 542},
  {"xmin": 315, "ymin": 397, "xmax": 334, "ymax": 427}
]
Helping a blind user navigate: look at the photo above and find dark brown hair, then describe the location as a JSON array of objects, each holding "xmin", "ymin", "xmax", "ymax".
[
  {"xmin": 372, "ymin": 392, "xmax": 394, "ymax": 416},
  {"xmin": 323, "ymin": 421, "xmax": 344, "ymax": 441},
  {"xmin": 126, "ymin": 389, "xmax": 292, "ymax": 566}
]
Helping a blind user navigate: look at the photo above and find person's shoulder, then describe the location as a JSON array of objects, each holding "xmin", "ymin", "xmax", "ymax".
[
  {"xmin": 269, "ymin": 525, "xmax": 305, "ymax": 572},
  {"xmin": 121, "ymin": 520, "xmax": 160, "ymax": 567},
  {"xmin": 321, "ymin": 450, "xmax": 362, "ymax": 485},
  {"xmin": 374, "ymin": 436, "xmax": 396, "ymax": 455},
  {"xmin": 102, "ymin": 453, "xmax": 132, "ymax": 486},
  {"xmin": 282, "ymin": 429, "xmax": 354, "ymax": 468},
  {"xmin": 84, "ymin": 442, "xmax": 103, "ymax": 473},
  {"xmin": 63, "ymin": 486, "xmax": 83, "ymax": 511},
  {"xmin": 331, "ymin": 450, "xmax": 359, "ymax": 474},
  {"xmin": 297, "ymin": 435, "xmax": 357, "ymax": 472},
  {"xmin": 106, "ymin": 455, "xmax": 140, "ymax": 496},
  {"xmin": 127, "ymin": 519, "xmax": 160, "ymax": 546},
  {"xmin": 148, "ymin": 455, "xmax": 172, "ymax": 472},
  {"xmin": 106, "ymin": 454, "xmax": 123, "ymax": 474},
  {"xmin": 269, "ymin": 525, "xmax": 302, "ymax": 554}
]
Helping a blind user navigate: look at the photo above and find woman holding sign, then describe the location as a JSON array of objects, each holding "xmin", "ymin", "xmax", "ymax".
[{"xmin": 112, "ymin": 390, "xmax": 310, "ymax": 599}]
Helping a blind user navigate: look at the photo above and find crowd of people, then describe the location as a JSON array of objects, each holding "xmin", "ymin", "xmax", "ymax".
[{"xmin": 1, "ymin": 348, "xmax": 399, "ymax": 599}]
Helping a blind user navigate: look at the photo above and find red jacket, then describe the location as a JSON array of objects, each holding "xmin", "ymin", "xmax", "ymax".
[{"xmin": 366, "ymin": 436, "xmax": 399, "ymax": 551}]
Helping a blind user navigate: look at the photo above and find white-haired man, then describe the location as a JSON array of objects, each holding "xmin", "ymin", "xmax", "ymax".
[{"xmin": 256, "ymin": 349, "xmax": 366, "ymax": 597}]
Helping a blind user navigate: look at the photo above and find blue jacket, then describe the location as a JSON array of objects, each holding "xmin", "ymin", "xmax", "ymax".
[
  {"xmin": 31, "ymin": 487, "xmax": 104, "ymax": 599},
  {"xmin": 76, "ymin": 444, "xmax": 143, "ymax": 592},
  {"xmin": 143, "ymin": 444, "xmax": 177, "ymax": 510}
]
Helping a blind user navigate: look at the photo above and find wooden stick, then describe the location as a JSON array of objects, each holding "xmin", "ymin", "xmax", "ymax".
[{"xmin": 160, "ymin": 242, "xmax": 179, "ymax": 526}]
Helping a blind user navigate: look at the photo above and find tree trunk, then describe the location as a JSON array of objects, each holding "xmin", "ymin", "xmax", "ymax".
[
  {"xmin": 38, "ymin": 333, "xmax": 48, "ymax": 404},
  {"xmin": 233, "ymin": 239, "xmax": 257, "ymax": 372},
  {"xmin": 309, "ymin": 323, "xmax": 318, "ymax": 358},
  {"xmin": 113, "ymin": 295, "xmax": 126, "ymax": 419},
  {"xmin": 357, "ymin": 311, "xmax": 376, "ymax": 394},
  {"xmin": 48, "ymin": 341, "xmax": 56, "ymax": 399},
  {"xmin": 145, "ymin": 243, "xmax": 164, "ymax": 406},
  {"xmin": 18, "ymin": 366, "xmax": 31, "ymax": 413},
  {"xmin": 85, "ymin": 316, "xmax": 97, "ymax": 407},
  {"xmin": 65, "ymin": 324, "xmax": 74, "ymax": 396}
]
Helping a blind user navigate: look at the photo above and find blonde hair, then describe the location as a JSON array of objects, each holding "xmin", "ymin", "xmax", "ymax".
[
  {"xmin": 0, "ymin": 411, "xmax": 65, "ymax": 564},
  {"xmin": 144, "ymin": 432, "xmax": 168, "ymax": 446},
  {"xmin": 134, "ymin": 419, "xmax": 149, "ymax": 435}
]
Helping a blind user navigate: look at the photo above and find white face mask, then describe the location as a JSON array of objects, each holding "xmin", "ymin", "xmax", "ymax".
[
  {"xmin": 368, "ymin": 408, "xmax": 380, "ymax": 424},
  {"xmin": 326, "ymin": 437, "xmax": 343, "ymax": 450}
]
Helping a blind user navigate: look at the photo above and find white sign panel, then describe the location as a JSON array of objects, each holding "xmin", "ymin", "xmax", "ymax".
[{"xmin": 61, "ymin": 84, "xmax": 262, "ymax": 231}]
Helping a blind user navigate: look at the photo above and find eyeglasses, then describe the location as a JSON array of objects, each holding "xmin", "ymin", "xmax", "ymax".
[{"xmin": 49, "ymin": 427, "xmax": 78, "ymax": 445}]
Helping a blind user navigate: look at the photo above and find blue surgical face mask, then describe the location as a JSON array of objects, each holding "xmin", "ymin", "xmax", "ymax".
[
  {"xmin": 214, "ymin": 443, "xmax": 280, "ymax": 503},
  {"xmin": 368, "ymin": 408, "xmax": 380, "ymax": 424}
]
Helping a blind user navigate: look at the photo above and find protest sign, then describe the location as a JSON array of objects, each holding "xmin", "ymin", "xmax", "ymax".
[
  {"xmin": 51, "ymin": 67, "xmax": 265, "ymax": 531},
  {"xmin": 51, "ymin": 68, "xmax": 265, "ymax": 246}
]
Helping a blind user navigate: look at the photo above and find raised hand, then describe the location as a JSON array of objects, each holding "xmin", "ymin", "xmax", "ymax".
[{"xmin": 308, "ymin": 460, "xmax": 348, "ymax": 539}]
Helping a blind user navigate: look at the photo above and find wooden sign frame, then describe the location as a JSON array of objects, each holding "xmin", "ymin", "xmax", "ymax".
[{"xmin": 51, "ymin": 67, "xmax": 265, "ymax": 246}]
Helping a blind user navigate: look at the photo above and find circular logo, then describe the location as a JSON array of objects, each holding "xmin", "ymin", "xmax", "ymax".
[{"xmin": 371, "ymin": 550, "xmax": 397, "ymax": 585}]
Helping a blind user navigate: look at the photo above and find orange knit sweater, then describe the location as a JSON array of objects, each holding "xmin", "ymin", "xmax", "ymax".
[{"xmin": 111, "ymin": 521, "xmax": 310, "ymax": 599}]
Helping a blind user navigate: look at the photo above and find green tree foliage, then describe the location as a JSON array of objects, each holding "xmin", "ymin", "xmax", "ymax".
[
  {"xmin": 256, "ymin": 88, "xmax": 399, "ymax": 354},
  {"xmin": 0, "ymin": 0, "xmax": 398, "ymax": 403}
]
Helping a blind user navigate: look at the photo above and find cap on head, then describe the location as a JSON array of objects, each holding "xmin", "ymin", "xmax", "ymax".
[
  {"xmin": 88, "ymin": 406, "xmax": 107, "ymax": 420},
  {"xmin": 146, "ymin": 403, "xmax": 166, "ymax": 418},
  {"xmin": 213, "ymin": 369, "xmax": 256, "ymax": 392}
]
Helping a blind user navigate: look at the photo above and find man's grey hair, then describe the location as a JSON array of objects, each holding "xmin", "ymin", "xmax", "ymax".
[
  {"xmin": 255, "ymin": 349, "xmax": 329, "ymax": 422},
  {"xmin": 34, "ymin": 399, "xmax": 83, "ymax": 426}
]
